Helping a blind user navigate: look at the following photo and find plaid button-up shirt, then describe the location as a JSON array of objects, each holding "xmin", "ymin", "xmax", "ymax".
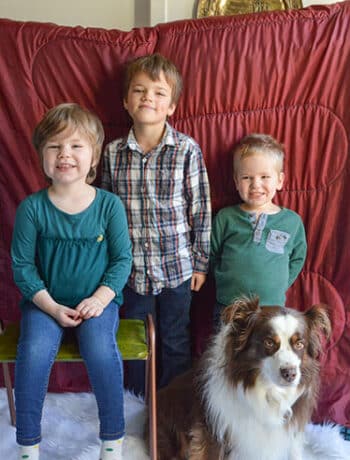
[{"xmin": 101, "ymin": 123, "xmax": 211, "ymax": 295}]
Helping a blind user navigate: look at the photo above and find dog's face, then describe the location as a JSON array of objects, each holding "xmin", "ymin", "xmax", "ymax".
[
  {"xmin": 251, "ymin": 311, "xmax": 307, "ymax": 387},
  {"xmin": 221, "ymin": 297, "xmax": 331, "ymax": 389}
]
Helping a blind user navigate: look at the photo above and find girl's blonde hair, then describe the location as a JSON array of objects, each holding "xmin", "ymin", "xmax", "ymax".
[
  {"xmin": 233, "ymin": 133, "xmax": 285, "ymax": 176},
  {"xmin": 124, "ymin": 53, "xmax": 183, "ymax": 105},
  {"xmin": 33, "ymin": 103, "xmax": 105, "ymax": 184}
]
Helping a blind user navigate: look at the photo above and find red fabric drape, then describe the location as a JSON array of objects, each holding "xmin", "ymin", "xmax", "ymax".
[{"xmin": 1, "ymin": 2, "xmax": 349, "ymax": 425}]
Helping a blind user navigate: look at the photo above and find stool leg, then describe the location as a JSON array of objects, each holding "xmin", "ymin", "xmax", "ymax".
[
  {"xmin": 146, "ymin": 314, "xmax": 157, "ymax": 460},
  {"xmin": 3, "ymin": 362, "xmax": 16, "ymax": 426},
  {"xmin": 145, "ymin": 356, "xmax": 150, "ymax": 404}
]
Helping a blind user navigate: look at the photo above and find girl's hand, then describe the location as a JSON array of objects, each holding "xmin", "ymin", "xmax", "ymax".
[
  {"xmin": 76, "ymin": 296, "xmax": 105, "ymax": 319},
  {"xmin": 54, "ymin": 305, "xmax": 83, "ymax": 327},
  {"xmin": 32, "ymin": 290, "xmax": 82, "ymax": 327}
]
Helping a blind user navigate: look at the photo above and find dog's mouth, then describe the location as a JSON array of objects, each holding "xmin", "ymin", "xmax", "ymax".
[
  {"xmin": 272, "ymin": 372, "xmax": 301, "ymax": 387},
  {"xmin": 278, "ymin": 379, "xmax": 299, "ymax": 388}
]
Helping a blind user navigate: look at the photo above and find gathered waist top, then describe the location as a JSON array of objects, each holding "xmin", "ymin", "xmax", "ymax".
[{"xmin": 11, "ymin": 188, "xmax": 132, "ymax": 307}]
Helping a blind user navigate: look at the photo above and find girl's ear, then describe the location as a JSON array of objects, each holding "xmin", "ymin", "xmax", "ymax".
[
  {"xmin": 277, "ymin": 171, "xmax": 285, "ymax": 190},
  {"xmin": 123, "ymin": 98, "xmax": 129, "ymax": 111}
]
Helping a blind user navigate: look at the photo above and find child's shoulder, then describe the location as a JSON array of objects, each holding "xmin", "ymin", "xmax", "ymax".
[
  {"xmin": 104, "ymin": 135, "xmax": 128, "ymax": 152},
  {"xmin": 95, "ymin": 187, "xmax": 121, "ymax": 202},
  {"xmin": 19, "ymin": 189, "xmax": 47, "ymax": 207},
  {"xmin": 273, "ymin": 207, "xmax": 305, "ymax": 232},
  {"xmin": 15, "ymin": 189, "xmax": 49, "ymax": 220},
  {"xmin": 168, "ymin": 124, "xmax": 201, "ymax": 149},
  {"xmin": 279, "ymin": 207, "xmax": 304, "ymax": 222},
  {"xmin": 94, "ymin": 187, "xmax": 125, "ymax": 209},
  {"xmin": 214, "ymin": 204, "xmax": 241, "ymax": 220}
]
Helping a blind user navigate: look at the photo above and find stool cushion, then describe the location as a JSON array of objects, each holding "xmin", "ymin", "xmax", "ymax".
[{"xmin": 0, "ymin": 319, "xmax": 148, "ymax": 362}]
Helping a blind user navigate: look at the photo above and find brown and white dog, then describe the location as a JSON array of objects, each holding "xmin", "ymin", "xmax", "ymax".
[{"xmin": 153, "ymin": 297, "xmax": 331, "ymax": 460}]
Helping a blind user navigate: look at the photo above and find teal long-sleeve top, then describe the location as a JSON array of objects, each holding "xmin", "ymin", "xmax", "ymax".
[
  {"xmin": 210, "ymin": 205, "xmax": 307, "ymax": 306},
  {"xmin": 11, "ymin": 188, "xmax": 132, "ymax": 307}
]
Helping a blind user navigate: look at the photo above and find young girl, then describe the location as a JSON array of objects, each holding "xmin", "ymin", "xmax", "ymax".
[{"xmin": 11, "ymin": 103, "xmax": 132, "ymax": 460}]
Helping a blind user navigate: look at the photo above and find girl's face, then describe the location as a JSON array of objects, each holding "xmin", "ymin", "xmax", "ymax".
[
  {"xmin": 42, "ymin": 129, "xmax": 95, "ymax": 186},
  {"xmin": 234, "ymin": 152, "xmax": 284, "ymax": 213}
]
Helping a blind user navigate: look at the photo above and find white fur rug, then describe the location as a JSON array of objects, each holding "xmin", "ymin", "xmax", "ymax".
[{"xmin": 0, "ymin": 388, "xmax": 349, "ymax": 459}]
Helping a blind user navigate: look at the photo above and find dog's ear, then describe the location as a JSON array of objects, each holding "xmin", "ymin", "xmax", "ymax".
[
  {"xmin": 221, "ymin": 296, "xmax": 261, "ymax": 353},
  {"xmin": 304, "ymin": 304, "xmax": 332, "ymax": 358},
  {"xmin": 221, "ymin": 296, "xmax": 261, "ymax": 325}
]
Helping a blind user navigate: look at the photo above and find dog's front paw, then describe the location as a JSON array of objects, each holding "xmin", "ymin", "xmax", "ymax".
[{"xmin": 282, "ymin": 407, "xmax": 292, "ymax": 423}]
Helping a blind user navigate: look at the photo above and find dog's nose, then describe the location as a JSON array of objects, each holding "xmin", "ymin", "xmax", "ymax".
[{"xmin": 280, "ymin": 366, "xmax": 297, "ymax": 383}]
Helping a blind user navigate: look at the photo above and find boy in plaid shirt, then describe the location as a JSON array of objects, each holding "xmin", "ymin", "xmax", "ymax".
[{"xmin": 102, "ymin": 53, "xmax": 211, "ymax": 395}]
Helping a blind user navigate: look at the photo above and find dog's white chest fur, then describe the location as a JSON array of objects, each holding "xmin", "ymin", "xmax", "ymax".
[{"xmin": 207, "ymin": 377, "xmax": 303, "ymax": 460}]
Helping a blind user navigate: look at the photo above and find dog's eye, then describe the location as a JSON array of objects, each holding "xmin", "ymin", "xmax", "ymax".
[
  {"xmin": 264, "ymin": 338, "xmax": 275, "ymax": 349},
  {"xmin": 294, "ymin": 340, "xmax": 305, "ymax": 350}
]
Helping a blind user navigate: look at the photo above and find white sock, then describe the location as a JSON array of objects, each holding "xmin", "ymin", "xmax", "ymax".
[
  {"xmin": 18, "ymin": 444, "xmax": 40, "ymax": 460},
  {"xmin": 99, "ymin": 438, "xmax": 124, "ymax": 460}
]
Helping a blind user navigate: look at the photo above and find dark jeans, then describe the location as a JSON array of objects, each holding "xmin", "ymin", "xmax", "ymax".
[{"xmin": 123, "ymin": 279, "xmax": 192, "ymax": 396}]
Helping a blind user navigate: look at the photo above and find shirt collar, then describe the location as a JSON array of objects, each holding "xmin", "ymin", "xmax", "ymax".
[{"xmin": 126, "ymin": 122, "xmax": 176, "ymax": 153}]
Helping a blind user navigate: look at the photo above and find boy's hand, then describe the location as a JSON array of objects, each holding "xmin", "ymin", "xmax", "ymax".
[
  {"xmin": 54, "ymin": 305, "xmax": 83, "ymax": 327},
  {"xmin": 191, "ymin": 272, "xmax": 207, "ymax": 291},
  {"xmin": 76, "ymin": 296, "xmax": 105, "ymax": 319}
]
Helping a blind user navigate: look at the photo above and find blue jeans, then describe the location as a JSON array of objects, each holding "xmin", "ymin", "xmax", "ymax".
[
  {"xmin": 124, "ymin": 279, "xmax": 192, "ymax": 396},
  {"xmin": 15, "ymin": 301, "xmax": 124, "ymax": 445}
]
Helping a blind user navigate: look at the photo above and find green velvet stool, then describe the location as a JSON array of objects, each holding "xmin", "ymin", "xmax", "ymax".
[{"xmin": 0, "ymin": 315, "xmax": 157, "ymax": 460}]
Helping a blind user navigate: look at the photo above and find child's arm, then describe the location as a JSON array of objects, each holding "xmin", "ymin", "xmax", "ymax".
[
  {"xmin": 191, "ymin": 272, "xmax": 207, "ymax": 291},
  {"xmin": 33, "ymin": 289, "xmax": 82, "ymax": 327},
  {"xmin": 11, "ymin": 197, "xmax": 47, "ymax": 301},
  {"xmin": 209, "ymin": 210, "xmax": 225, "ymax": 273},
  {"xmin": 77, "ymin": 195, "xmax": 132, "ymax": 318},
  {"xmin": 288, "ymin": 219, "xmax": 307, "ymax": 287},
  {"xmin": 186, "ymin": 144, "xmax": 212, "ymax": 289},
  {"xmin": 100, "ymin": 143, "xmax": 114, "ymax": 192},
  {"xmin": 11, "ymin": 198, "xmax": 82, "ymax": 327},
  {"xmin": 75, "ymin": 285, "xmax": 115, "ymax": 319}
]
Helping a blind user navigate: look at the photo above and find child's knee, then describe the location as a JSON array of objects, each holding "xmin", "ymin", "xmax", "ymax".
[{"xmin": 17, "ymin": 337, "xmax": 58, "ymax": 362}]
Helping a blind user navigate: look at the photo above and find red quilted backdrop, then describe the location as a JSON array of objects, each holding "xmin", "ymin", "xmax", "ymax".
[{"xmin": 0, "ymin": 2, "xmax": 349, "ymax": 425}]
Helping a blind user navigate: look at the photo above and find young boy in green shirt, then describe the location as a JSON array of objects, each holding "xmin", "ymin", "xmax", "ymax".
[{"xmin": 211, "ymin": 133, "xmax": 307, "ymax": 326}]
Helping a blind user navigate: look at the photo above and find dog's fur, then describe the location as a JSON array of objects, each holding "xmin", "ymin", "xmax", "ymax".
[{"xmin": 153, "ymin": 297, "xmax": 331, "ymax": 460}]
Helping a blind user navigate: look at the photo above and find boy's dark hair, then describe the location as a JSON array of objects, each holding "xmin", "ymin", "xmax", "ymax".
[
  {"xmin": 33, "ymin": 103, "xmax": 105, "ymax": 184},
  {"xmin": 124, "ymin": 53, "xmax": 183, "ymax": 105},
  {"xmin": 233, "ymin": 133, "xmax": 285, "ymax": 175}
]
